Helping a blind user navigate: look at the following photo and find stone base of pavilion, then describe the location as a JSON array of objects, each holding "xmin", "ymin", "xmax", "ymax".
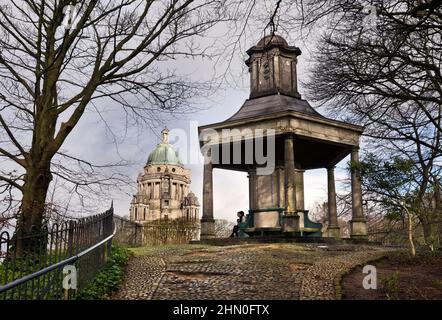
[{"xmin": 191, "ymin": 236, "xmax": 377, "ymax": 247}]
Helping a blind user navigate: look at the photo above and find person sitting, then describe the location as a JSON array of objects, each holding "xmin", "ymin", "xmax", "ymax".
[{"xmin": 230, "ymin": 211, "xmax": 245, "ymax": 237}]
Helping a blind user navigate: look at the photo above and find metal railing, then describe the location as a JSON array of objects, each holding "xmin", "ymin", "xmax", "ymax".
[{"xmin": 0, "ymin": 207, "xmax": 114, "ymax": 300}]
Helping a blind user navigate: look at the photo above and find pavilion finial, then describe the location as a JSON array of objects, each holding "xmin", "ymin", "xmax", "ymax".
[
  {"xmin": 161, "ymin": 127, "xmax": 170, "ymax": 144},
  {"xmin": 267, "ymin": 0, "xmax": 282, "ymax": 36},
  {"xmin": 246, "ymin": 34, "xmax": 301, "ymax": 99}
]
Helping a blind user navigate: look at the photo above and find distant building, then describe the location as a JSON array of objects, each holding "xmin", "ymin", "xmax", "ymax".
[{"xmin": 130, "ymin": 128, "xmax": 199, "ymax": 223}]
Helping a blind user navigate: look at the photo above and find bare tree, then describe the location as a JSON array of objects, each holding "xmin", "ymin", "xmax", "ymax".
[
  {"xmin": 215, "ymin": 219, "xmax": 235, "ymax": 238},
  {"xmin": 355, "ymin": 154, "xmax": 422, "ymax": 255},
  {"xmin": 0, "ymin": 0, "xmax": 233, "ymax": 242},
  {"xmin": 277, "ymin": 0, "xmax": 442, "ymax": 248},
  {"xmin": 310, "ymin": 198, "xmax": 351, "ymax": 237}
]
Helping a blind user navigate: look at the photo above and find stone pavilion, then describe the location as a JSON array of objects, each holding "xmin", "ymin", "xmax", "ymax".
[{"xmin": 198, "ymin": 34, "xmax": 368, "ymax": 239}]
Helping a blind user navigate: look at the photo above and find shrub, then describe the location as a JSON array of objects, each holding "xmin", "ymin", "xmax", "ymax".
[{"xmin": 76, "ymin": 245, "xmax": 131, "ymax": 300}]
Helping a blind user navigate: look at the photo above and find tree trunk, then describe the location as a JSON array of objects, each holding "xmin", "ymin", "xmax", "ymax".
[
  {"xmin": 406, "ymin": 211, "xmax": 416, "ymax": 257},
  {"xmin": 14, "ymin": 85, "xmax": 58, "ymax": 255},
  {"xmin": 15, "ymin": 161, "xmax": 53, "ymax": 255},
  {"xmin": 433, "ymin": 179, "xmax": 442, "ymax": 250},
  {"xmin": 422, "ymin": 220, "xmax": 436, "ymax": 251}
]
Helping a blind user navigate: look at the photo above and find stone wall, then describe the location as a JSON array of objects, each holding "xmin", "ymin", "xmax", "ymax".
[
  {"xmin": 140, "ymin": 220, "xmax": 200, "ymax": 246},
  {"xmin": 113, "ymin": 215, "xmax": 199, "ymax": 247},
  {"xmin": 113, "ymin": 215, "xmax": 143, "ymax": 246}
]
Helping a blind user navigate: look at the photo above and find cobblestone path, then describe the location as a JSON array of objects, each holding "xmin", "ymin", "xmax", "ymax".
[
  {"xmin": 112, "ymin": 243, "xmax": 392, "ymax": 300},
  {"xmin": 112, "ymin": 256, "xmax": 165, "ymax": 300}
]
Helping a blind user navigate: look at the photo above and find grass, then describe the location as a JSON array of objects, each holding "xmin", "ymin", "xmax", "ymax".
[
  {"xmin": 434, "ymin": 280, "xmax": 442, "ymax": 289},
  {"xmin": 0, "ymin": 264, "xmax": 8, "ymax": 285},
  {"xmin": 0, "ymin": 254, "xmax": 54, "ymax": 285},
  {"xmin": 382, "ymin": 271, "xmax": 401, "ymax": 300},
  {"xmin": 76, "ymin": 245, "xmax": 132, "ymax": 300}
]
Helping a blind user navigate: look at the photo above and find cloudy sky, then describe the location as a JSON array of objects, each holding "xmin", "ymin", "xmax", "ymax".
[
  {"xmin": 58, "ymin": 27, "xmax": 353, "ymax": 223},
  {"xmin": 0, "ymin": 1, "xmax": 359, "ymax": 226}
]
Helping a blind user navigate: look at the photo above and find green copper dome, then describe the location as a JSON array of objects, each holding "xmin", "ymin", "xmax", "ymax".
[{"xmin": 147, "ymin": 128, "xmax": 182, "ymax": 165}]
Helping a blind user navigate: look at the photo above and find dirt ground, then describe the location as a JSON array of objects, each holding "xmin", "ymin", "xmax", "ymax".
[{"xmin": 341, "ymin": 250, "xmax": 442, "ymax": 300}]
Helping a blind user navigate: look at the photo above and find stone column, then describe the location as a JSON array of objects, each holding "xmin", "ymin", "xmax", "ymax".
[
  {"xmin": 327, "ymin": 167, "xmax": 340, "ymax": 238},
  {"xmin": 283, "ymin": 134, "xmax": 299, "ymax": 233},
  {"xmin": 277, "ymin": 166, "xmax": 285, "ymax": 209},
  {"xmin": 284, "ymin": 135, "xmax": 297, "ymax": 213},
  {"xmin": 201, "ymin": 161, "xmax": 215, "ymax": 239},
  {"xmin": 248, "ymin": 169, "xmax": 257, "ymax": 210},
  {"xmin": 295, "ymin": 169, "xmax": 305, "ymax": 211},
  {"xmin": 350, "ymin": 147, "xmax": 368, "ymax": 238}
]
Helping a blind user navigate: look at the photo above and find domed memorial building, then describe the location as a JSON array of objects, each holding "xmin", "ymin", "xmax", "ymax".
[{"xmin": 130, "ymin": 128, "xmax": 200, "ymax": 223}]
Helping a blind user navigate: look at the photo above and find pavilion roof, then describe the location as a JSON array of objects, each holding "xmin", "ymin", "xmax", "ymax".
[{"xmin": 225, "ymin": 94, "xmax": 324, "ymax": 122}]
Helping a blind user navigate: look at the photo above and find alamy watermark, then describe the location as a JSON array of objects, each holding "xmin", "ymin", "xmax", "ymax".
[
  {"xmin": 166, "ymin": 121, "xmax": 276, "ymax": 176},
  {"xmin": 62, "ymin": 265, "xmax": 78, "ymax": 290},
  {"xmin": 47, "ymin": 1, "xmax": 83, "ymax": 31},
  {"xmin": 362, "ymin": 264, "xmax": 377, "ymax": 290},
  {"xmin": 362, "ymin": 5, "xmax": 378, "ymax": 32}
]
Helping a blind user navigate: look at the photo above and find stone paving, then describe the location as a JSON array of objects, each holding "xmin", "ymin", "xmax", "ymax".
[
  {"xmin": 112, "ymin": 256, "xmax": 165, "ymax": 300},
  {"xmin": 299, "ymin": 249, "xmax": 389, "ymax": 300},
  {"xmin": 112, "ymin": 243, "xmax": 393, "ymax": 300}
]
